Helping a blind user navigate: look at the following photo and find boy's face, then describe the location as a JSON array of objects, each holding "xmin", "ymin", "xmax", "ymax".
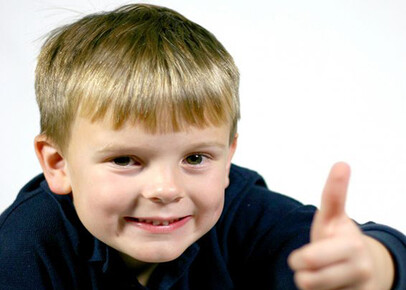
[{"xmin": 62, "ymin": 117, "xmax": 237, "ymax": 265}]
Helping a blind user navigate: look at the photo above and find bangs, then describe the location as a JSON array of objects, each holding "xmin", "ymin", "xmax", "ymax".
[{"xmin": 76, "ymin": 49, "xmax": 237, "ymax": 133}]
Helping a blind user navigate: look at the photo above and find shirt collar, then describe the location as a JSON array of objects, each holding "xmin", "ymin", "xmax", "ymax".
[{"xmin": 147, "ymin": 243, "xmax": 200, "ymax": 288}]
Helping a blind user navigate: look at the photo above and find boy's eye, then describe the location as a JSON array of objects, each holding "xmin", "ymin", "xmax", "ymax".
[
  {"xmin": 112, "ymin": 156, "xmax": 137, "ymax": 167},
  {"xmin": 185, "ymin": 154, "xmax": 204, "ymax": 165}
]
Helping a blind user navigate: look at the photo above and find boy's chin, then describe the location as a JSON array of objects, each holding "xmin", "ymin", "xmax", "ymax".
[
  {"xmin": 141, "ymin": 252, "xmax": 183, "ymax": 264},
  {"xmin": 119, "ymin": 243, "xmax": 191, "ymax": 266}
]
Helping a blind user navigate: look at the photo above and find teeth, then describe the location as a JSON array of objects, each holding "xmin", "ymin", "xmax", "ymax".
[{"xmin": 134, "ymin": 217, "xmax": 183, "ymax": 226}]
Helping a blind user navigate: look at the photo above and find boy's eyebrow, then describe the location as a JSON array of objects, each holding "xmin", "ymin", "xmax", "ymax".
[
  {"xmin": 176, "ymin": 141, "xmax": 228, "ymax": 150},
  {"xmin": 95, "ymin": 141, "xmax": 227, "ymax": 153}
]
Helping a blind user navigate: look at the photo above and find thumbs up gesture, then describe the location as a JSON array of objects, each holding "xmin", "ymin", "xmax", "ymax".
[{"xmin": 288, "ymin": 163, "xmax": 395, "ymax": 290}]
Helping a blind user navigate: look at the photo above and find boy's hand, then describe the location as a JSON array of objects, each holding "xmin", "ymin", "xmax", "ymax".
[{"xmin": 288, "ymin": 162, "xmax": 395, "ymax": 290}]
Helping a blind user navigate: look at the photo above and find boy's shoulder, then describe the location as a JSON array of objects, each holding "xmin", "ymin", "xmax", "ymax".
[
  {"xmin": 0, "ymin": 174, "xmax": 82, "ymax": 270},
  {"xmin": 0, "ymin": 175, "xmax": 66, "ymax": 285},
  {"xmin": 0, "ymin": 173, "xmax": 103, "ymax": 259},
  {"xmin": 1, "ymin": 175, "xmax": 67, "ymax": 234},
  {"xmin": 0, "ymin": 175, "xmax": 105, "ymax": 288},
  {"xmin": 222, "ymin": 164, "xmax": 316, "ymax": 248},
  {"xmin": 0, "ymin": 175, "xmax": 61, "ymax": 236},
  {"xmin": 0, "ymin": 174, "xmax": 96, "ymax": 251},
  {"xmin": 226, "ymin": 164, "xmax": 308, "ymax": 215}
]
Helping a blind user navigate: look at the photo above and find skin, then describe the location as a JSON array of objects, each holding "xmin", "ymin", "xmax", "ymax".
[
  {"xmin": 35, "ymin": 118, "xmax": 396, "ymax": 288},
  {"xmin": 35, "ymin": 117, "xmax": 237, "ymax": 284}
]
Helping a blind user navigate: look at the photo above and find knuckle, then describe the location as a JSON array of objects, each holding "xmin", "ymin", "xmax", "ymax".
[
  {"xmin": 294, "ymin": 272, "xmax": 315, "ymax": 290},
  {"xmin": 287, "ymin": 251, "xmax": 299, "ymax": 269},
  {"xmin": 348, "ymin": 237, "xmax": 365, "ymax": 252},
  {"xmin": 301, "ymin": 252, "xmax": 318, "ymax": 269},
  {"xmin": 356, "ymin": 260, "xmax": 373, "ymax": 281}
]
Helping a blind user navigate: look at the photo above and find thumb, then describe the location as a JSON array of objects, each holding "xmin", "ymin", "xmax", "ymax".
[
  {"xmin": 320, "ymin": 162, "xmax": 351, "ymax": 221},
  {"xmin": 311, "ymin": 162, "xmax": 351, "ymax": 241}
]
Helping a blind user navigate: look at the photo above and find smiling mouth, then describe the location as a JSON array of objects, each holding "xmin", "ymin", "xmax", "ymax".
[{"xmin": 124, "ymin": 217, "xmax": 186, "ymax": 227}]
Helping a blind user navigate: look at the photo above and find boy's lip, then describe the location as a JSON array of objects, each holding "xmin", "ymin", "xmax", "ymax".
[{"xmin": 124, "ymin": 215, "xmax": 192, "ymax": 233}]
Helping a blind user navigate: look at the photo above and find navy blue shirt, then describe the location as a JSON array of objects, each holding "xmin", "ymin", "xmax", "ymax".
[{"xmin": 1, "ymin": 164, "xmax": 406, "ymax": 289}]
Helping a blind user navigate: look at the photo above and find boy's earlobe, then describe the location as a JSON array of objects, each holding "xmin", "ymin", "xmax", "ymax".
[{"xmin": 34, "ymin": 135, "xmax": 72, "ymax": 195}]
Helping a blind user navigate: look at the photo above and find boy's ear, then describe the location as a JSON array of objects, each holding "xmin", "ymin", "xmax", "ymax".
[
  {"xmin": 225, "ymin": 133, "xmax": 238, "ymax": 187},
  {"xmin": 34, "ymin": 135, "xmax": 72, "ymax": 195}
]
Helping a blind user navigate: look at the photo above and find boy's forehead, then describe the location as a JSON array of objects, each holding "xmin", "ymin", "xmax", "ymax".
[
  {"xmin": 72, "ymin": 116, "xmax": 232, "ymax": 142},
  {"xmin": 78, "ymin": 102, "xmax": 233, "ymax": 133}
]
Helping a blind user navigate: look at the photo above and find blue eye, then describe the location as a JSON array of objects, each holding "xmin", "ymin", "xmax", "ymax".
[{"xmin": 185, "ymin": 154, "xmax": 204, "ymax": 165}]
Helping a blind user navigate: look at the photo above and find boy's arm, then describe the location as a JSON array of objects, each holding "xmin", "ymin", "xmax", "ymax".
[{"xmin": 288, "ymin": 163, "xmax": 400, "ymax": 290}]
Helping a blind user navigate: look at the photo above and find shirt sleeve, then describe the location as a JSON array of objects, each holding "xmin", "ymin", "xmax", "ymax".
[{"xmin": 362, "ymin": 223, "xmax": 406, "ymax": 290}]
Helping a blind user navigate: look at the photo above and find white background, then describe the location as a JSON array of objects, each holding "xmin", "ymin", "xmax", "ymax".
[{"xmin": 1, "ymin": 0, "xmax": 405, "ymax": 233}]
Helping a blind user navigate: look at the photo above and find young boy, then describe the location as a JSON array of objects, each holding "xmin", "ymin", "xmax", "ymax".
[{"xmin": 0, "ymin": 4, "xmax": 405, "ymax": 289}]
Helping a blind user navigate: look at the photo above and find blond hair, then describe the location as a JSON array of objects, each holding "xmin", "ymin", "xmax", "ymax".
[{"xmin": 35, "ymin": 4, "xmax": 240, "ymax": 152}]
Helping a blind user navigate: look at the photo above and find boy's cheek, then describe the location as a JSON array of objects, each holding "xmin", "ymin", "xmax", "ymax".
[
  {"xmin": 188, "ymin": 175, "xmax": 226, "ymax": 209},
  {"xmin": 70, "ymin": 172, "xmax": 132, "ymax": 212}
]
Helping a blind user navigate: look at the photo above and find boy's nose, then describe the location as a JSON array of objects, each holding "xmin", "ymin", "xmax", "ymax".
[{"xmin": 141, "ymin": 165, "xmax": 184, "ymax": 204}]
